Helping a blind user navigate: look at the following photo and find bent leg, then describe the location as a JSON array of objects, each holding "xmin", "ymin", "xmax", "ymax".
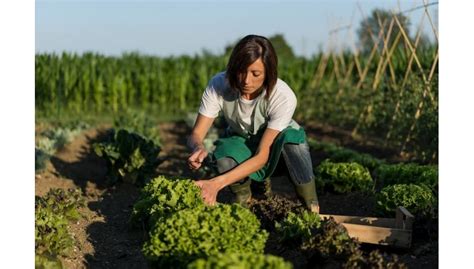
[
  {"xmin": 281, "ymin": 142, "xmax": 319, "ymax": 211},
  {"xmin": 216, "ymin": 157, "xmax": 251, "ymax": 207},
  {"xmin": 281, "ymin": 142, "xmax": 314, "ymax": 185}
]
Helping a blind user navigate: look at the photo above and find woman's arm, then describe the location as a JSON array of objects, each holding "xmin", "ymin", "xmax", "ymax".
[
  {"xmin": 195, "ymin": 128, "xmax": 280, "ymax": 205},
  {"xmin": 187, "ymin": 113, "xmax": 215, "ymax": 170}
]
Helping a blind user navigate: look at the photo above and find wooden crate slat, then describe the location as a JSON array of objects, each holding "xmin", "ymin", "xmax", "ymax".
[
  {"xmin": 340, "ymin": 223, "xmax": 412, "ymax": 248},
  {"xmin": 319, "ymin": 214, "xmax": 396, "ymax": 228}
]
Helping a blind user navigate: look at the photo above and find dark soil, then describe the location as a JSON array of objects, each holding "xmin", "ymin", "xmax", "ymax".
[{"xmin": 35, "ymin": 121, "xmax": 438, "ymax": 268}]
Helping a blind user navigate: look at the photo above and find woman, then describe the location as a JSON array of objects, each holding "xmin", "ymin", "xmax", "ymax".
[{"xmin": 187, "ymin": 35, "xmax": 319, "ymax": 212}]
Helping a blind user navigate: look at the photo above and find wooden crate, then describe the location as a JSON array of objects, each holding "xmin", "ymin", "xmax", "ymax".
[{"xmin": 316, "ymin": 206, "xmax": 414, "ymax": 248}]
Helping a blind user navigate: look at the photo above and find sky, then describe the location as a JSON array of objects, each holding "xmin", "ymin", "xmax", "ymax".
[{"xmin": 36, "ymin": 0, "xmax": 438, "ymax": 57}]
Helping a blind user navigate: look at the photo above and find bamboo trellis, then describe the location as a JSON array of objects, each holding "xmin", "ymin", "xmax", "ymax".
[{"xmin": 310, "ymin": 1, "xmax": 438, "ymax": 161}]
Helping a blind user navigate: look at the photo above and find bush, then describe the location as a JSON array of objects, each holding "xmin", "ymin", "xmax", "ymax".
[
  {"xmin": 376, "ymin": 184, "xmax": 436, "ymax": 216},
  {"xmin": 374, "ymin": 163, "xmax": 438, "ymax": 189},
  {"xmin": 187, "ymin": 252, "xmax": 293, "ymax": 269},
  {"xmin": 93, "ymin": 129, "xmax": 162, "ymax": 185},
  {"xmin": 131, "ymin": 176, "xmax": 204, "ymax": 227},
  {"xmin": 315, "ymin": 160, "xmax": 374, "ymax": 193},
  {"xmin": 275, "ymin": 211, "xmax": 321, "ymax": 245},
  {"xmin": 143, "ymin": 204, "xmax": 268, "ymax": 268}
]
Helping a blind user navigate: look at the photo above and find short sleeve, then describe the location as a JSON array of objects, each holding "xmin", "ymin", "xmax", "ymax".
[
  {"xmin": 198, "ymin": 79, "xmax": 221, "ymax": 118},
  {"xmin": 266, "ymin": 85, "xmax": 297, "ymax": 131}
]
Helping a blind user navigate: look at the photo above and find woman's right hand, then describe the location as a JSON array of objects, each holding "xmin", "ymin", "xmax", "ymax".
[{"xmin": 187, "ymin": 146, "xmax": 208, "ymax": 170}]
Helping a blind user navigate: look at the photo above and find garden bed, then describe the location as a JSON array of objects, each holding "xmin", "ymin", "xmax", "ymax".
[{"xmin": 35, "ymin": 121, "xmax": 438, "ymax": 268}]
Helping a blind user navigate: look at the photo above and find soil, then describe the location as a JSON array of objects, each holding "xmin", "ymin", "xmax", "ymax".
[{"xmin": 35, "ymin": 121, "xmax": 438, "ymax": 268}]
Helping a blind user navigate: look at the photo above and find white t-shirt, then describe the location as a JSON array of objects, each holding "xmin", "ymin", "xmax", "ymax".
[{"xmin": 198, "ymin": 71, "xmax": 297, "ymax": 132}]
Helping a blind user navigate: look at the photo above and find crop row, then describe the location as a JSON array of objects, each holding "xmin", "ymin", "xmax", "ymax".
[
  {"xmin": 131, "ymin": 176, "xmax": 406, "ymax": 268},
  {"xmin": 309, "ymin": 139, "xmax": 438, "ymax": 217}
]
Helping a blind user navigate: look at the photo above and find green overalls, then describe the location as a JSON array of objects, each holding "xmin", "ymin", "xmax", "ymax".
[{"xmin": 212, "ymin": 87, "xmax": 307, "ymax": 182}]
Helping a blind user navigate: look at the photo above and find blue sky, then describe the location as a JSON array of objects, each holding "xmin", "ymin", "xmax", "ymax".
[{"xmin": 36, "ymin": 0, "xmax": 438, "ymax": 57}]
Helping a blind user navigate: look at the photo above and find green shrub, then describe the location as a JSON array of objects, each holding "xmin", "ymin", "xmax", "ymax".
[
  {"xmin": 131, "ymin": 176, "xmax": 204, "ymax": 227},
  {"xmin": 187, "ymin": 252, "xmax": 293, "ymax": 269},
  {"xmin": 376, "ymin": 184, "xmax": 436, "ymax": 216},
  {"xmin": 275, "ymin": 211, "xmax": 321, "ymax": 245},
  {"xmin": 315, "ymin": 160, "xmax": 373, "ymax": 193},
  {"xmin": 93, "ymin": 129, "xmax": 162, "ymax": 185},
  {"xmin": 374, "ymin": 163, "xmax": 438, "ymax": 189},
  {"xmin": 143, "ymin": 204, "xmax": 268, "ymax": 268}
]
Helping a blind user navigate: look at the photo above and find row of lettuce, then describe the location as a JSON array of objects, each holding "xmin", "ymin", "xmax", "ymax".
[
  {"xmin": 35, "ymin": 189, "xmax": 85, "ymax": 268},
  {"xmin": 130, "ymin": 176, "xmax": 405, "ymax": 268},
  {"xmin": 309, "ymin": 138, "xmax": 438, "ymax": 218}
]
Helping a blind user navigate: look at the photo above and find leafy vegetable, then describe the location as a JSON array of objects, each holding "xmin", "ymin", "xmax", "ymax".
[
  {"xmin": 35, "ymin": 253, "xmax": 63, "ymax": 269},
  {"xmin": 315, "ymin": 160, "xmax": 374, "ymax": 193},
  {"xmin": 143, "ymin": 204, "xmax": 268, "ymax": 268},
  {"xmin": 275, "ymin": 211, "xmax": 321, "ymax": 245},
  {"xmin": 376, "ymin": 184, "xmax": 436, "ymax": 216},
  {"xmin": 93, "ymin": 129, "xmax": 162, "ymax": 185},
  {"xmin": 35, "ymin": 188, "xmax": 85, "ymax": 265},
  {"xmin": 131, "ymin": 176, "xmax": 205, "ymax": 227},
  {"xmin": 344, "ymin": 249, "xmax": 407, "ymax": 269},
  {"xmin": 309, "ymin": 139, "xmax": 384, "ymax": 172},
  {"xmin": 35, "ymin": 148, "xmax": 51, "ymax": 173},
  {"xmin": 374, "ymin": 163, "xmax": 438, "ymax": 189},
  {"xmin": 187, "ymin": 252, "xmax": 293, "ymax": 269},
  {"xmin": 302, "ymin": 218, "xmax": 357, "ymax": 261}
]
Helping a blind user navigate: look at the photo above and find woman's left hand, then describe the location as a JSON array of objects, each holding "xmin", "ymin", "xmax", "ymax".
[{"xmin": 194, "ymin": 179, "xmax": 222, "ymax": 206}]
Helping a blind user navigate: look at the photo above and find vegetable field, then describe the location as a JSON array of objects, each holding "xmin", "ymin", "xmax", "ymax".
[
  {"xmin": 35, "ymin": 119, "xmax": 438, "ymax": 268},
  {"xmin": 35, "ymin": 4, "xmax": 438, "ymax": 268}
]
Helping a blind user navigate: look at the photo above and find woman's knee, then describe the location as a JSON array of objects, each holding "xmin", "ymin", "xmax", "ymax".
[
  {"xmin": 283, "ymin": 142, "xmax": 311, "ymax": 160},
  {"xmin": 216, "ymin": 157, "xmax": 238, "ymax": 174},
  {"xmin": 282, "ymin": 142, "xmax": 314, "ymax": 184}
]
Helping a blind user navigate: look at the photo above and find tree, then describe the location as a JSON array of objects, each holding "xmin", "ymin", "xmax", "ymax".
[
  {"xmin": 357, "ymin": 9, "xmax": 411, "ymax": 54},
  {"xmin": 268, "ymin": 34, "xmax": 295, "ymax": 60}
]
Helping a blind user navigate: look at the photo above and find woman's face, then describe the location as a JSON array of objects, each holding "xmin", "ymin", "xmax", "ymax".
[{"xmin": 239, "ymin": 57, "xmax": 265, "ymax": 97}]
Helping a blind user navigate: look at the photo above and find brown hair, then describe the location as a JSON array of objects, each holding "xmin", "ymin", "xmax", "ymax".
[{"xmin": 226, "ymin": 35, "xmax": 278, "ymax": 99}]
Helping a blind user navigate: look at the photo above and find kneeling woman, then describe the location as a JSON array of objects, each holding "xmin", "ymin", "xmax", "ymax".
[{"xmin": 187, "ymin": 35, "xmax": 319, "ymax": 211}]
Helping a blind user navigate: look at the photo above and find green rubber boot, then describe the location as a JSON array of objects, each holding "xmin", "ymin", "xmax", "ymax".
[
  {"xmin": 294, "ymin": 178, "xmax": 320, "ymax": 212},
  {"xmin": 229, "ymin": 178, "xmax": 252, "ymax": 208}
]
